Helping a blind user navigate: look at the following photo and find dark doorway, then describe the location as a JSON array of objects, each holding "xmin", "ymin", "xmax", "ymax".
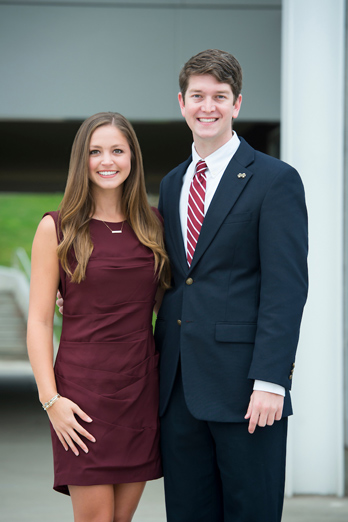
[{"xmin": 0, "ymin": 120, "xmax": 280, "ymax": 194}]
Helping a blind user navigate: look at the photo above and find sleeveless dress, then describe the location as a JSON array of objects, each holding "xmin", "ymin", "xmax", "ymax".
[{"xmin": 45, "ymin": 211, "xmax": 162, "ymax": 495}]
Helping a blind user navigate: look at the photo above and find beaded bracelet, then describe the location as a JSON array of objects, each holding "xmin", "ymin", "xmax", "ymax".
[{"xmin": 42, "ymin": 394, "xmax": 61, "ymax": 411}]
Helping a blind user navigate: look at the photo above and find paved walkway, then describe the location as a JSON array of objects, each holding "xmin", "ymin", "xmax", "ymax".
[{"xmin": 1, "ymin": 368, "xmax": 348, "ymax": 522}]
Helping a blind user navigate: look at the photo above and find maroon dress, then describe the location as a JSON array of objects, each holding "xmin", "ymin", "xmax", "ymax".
[{"xmin": 45, "ymin": 211, "xmax": 162, "ymax": 495}]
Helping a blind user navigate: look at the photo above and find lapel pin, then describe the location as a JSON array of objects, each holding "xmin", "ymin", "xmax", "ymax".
[{"xmin": 237, "ymin": 172, "xmax": 246, "ymax": 179}]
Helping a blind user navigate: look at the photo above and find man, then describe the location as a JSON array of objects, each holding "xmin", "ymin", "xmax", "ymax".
[{"xmin": 155, "ymin": 49, "xmax": 308, "ymax": 522}]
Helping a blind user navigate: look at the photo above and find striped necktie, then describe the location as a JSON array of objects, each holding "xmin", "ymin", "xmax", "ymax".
[{"xmin": 187, "ymin": 160, "xmax": 207, "ymax": 266}]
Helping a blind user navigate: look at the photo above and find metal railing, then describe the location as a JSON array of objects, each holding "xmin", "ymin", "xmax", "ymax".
[
  {"xmin": 12, "ymin": 247, "xmax": 31, "ymax": 280},
  {"xmin": 12, "ymin": 247, "xmax": 62, "ymax": 329}
]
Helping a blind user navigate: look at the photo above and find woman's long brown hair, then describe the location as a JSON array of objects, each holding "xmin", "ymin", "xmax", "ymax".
[{"xmin": 57, "ymin": 112, "xmax": 170, "ymax": 288}]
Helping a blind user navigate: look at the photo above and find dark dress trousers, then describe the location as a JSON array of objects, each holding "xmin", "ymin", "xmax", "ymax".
[{"xmin": 155, "ymin": 138, "xmax": 308, "ymax": 522}]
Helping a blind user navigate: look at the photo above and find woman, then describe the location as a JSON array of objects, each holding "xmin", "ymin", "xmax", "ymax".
[{"xmin": 27, "ymin": 112, "xmax": 170, "ymax": 522}]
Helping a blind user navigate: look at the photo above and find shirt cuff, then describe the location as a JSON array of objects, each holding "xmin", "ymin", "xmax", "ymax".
[{"xmin": 253, "ymin": 380, "xmax": 285, "ymax": 397}]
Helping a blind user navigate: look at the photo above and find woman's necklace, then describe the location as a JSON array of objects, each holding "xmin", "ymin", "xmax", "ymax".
[{"xmin": 101, "ymin": 220, "xmax": 125, "ymax": 234}]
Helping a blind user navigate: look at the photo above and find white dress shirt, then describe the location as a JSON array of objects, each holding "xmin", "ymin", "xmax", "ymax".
[{"xmin": 179, "ymin": 133, "xmax": 285, "ymax": 397}]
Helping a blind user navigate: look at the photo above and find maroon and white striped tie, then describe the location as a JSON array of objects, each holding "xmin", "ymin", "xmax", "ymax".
[{"xmin": 187, "ymin": 160, "xmax": 207, "ymax": 266}]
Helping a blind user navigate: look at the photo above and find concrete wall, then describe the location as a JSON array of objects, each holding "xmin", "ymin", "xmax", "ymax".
[
  {"xmin": 282, "ymin": 0, "xmax": 346, "ymax": 496},
  {"xmin": 0, "ymin": 0, "xmax": 281, "ymax": 121}
]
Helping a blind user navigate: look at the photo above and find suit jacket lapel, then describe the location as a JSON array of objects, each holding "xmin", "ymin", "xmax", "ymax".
[
  {"xmin": 165, "ymin": 157, "xmax": 191, "ymax": 275},
  {"xmin": 189, "ymin": 138, "xmax": 255, "ymax": 272}
]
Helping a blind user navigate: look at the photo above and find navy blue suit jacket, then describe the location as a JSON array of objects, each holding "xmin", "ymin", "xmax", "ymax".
[{"xmin": 155, "ymin": 137, "xmax": 308, "ymax": 422}]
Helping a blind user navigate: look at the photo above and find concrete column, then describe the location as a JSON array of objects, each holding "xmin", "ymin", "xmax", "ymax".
[{"xmin": 281, "ymin": 0, "xmax": 346, "ymax": 496}]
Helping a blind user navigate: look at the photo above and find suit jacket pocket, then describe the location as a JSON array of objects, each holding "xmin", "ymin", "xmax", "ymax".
[
  {"xmin": 215, "ymin": 323, "xmax": 257, "ymax": 343},
  {"xmin": 223, "ymin": 211, "xmax": 252, "ymax": 224}
]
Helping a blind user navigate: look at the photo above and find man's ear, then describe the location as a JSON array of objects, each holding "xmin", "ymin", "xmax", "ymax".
[
  {"xmin": 232, "ymin": 94, "xmax": 242, "ymax": 120},
  {"xmin": 178, "ymin": 92, "xmax": 185, "ymax": 117}
]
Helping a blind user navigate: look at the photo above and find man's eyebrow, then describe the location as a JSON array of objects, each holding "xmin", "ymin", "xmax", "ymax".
[{"xmin": 188, "ymin": 88, "xmax": 231, "ymax": 94}]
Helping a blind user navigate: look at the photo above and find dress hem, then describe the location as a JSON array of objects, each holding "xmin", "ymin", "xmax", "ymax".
[{"xmin": 53, "ymin": 466, "xmax": 163, "ymax": 496}]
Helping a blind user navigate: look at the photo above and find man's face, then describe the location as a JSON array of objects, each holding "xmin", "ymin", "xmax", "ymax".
[{"xmin": 178, "ymin": 74, "xmax": 242, "ymax": 153}]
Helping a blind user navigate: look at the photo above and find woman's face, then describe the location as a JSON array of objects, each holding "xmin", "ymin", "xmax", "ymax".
[{"xmin": 88, "ymin": 124, "xmax": 131, "ymax": 193}]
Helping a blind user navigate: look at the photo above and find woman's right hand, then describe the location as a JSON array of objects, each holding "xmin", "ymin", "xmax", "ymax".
[{"xmin": 46, "ymin": 396, "xmax": 96, "ymax": 456}]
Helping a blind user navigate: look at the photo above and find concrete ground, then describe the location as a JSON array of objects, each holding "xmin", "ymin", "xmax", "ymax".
[{"xmin": 1, "ymin": 364, "xmax": 348, "ymax": 522}]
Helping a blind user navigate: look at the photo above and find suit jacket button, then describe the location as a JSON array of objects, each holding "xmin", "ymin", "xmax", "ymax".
[
  {"xmin": 289, "ymin": 374, "xmax": 293, "ymax": 380},
  {"xmin": 177, "ymin": 319, "xmax": 182, "ymax": 326},
  {"xmin": 186, "ymin": 277, "xmax": 193, "ymax": 285}
]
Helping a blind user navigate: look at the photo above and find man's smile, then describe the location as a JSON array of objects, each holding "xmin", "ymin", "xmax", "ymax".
[{"xmin": 197, "ymin": 118, "xmax": 218, "ymax": 123}]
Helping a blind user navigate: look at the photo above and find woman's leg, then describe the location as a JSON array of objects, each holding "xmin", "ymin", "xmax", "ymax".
[
  {"xmin": 113, "ymin": 481, "xmax": 146, "ymax": 522},
  {"xmin": 69, "ymin": 484, "xmax": 115, "ymax": 522},
  {"xmin": 69, "ymin": 481, "xmax": 146, "ymax": 522}
]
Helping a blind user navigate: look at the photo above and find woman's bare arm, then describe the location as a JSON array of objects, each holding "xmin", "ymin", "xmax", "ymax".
[{"xmin": 27, "ymin": 215, "xmax": 95, "ymax": 456}]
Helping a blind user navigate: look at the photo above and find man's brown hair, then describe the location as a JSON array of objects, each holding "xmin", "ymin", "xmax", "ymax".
[{"xmin": 179, "ymin": 49, "xmax": 243, "ymax": 103}]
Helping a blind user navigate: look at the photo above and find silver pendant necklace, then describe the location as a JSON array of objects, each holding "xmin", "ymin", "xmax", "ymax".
[{"xmin": 101, "ymin": 220, "xmax": 125, "ymax": 234}]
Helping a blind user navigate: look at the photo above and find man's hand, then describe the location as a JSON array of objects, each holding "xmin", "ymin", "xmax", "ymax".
[
  {"xmin": 245, "ymin": 390, "xmax": 284, "ymax": 434},
  {"xmin": 56, "ymin": 290, "xmax": 64, "ymax": 314}
]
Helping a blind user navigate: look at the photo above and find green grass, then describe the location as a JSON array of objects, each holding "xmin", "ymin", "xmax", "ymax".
[{"xmin": 0, "ymin": 193, "xmax": 63, "ymax": 266}]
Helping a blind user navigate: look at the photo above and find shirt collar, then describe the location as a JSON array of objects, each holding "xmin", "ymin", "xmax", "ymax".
[{"xmin": 191, "ymin": 132, "xmax": 241, "ymax": 178}]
